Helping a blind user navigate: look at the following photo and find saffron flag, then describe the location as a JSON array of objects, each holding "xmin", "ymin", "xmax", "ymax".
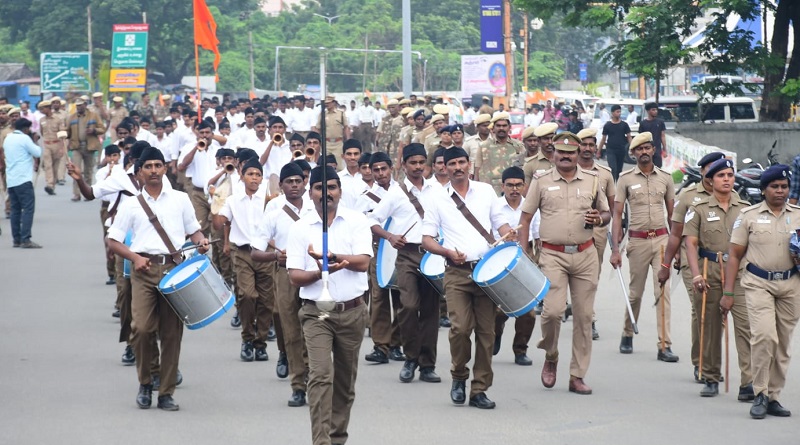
[{"xmin": 193, "ymin": 0, "xmax": 221, "ymax": 81}]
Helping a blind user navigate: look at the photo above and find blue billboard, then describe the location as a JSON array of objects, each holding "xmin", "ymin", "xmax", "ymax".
[{"xmin": 480, "ymin": 0, "xmax": 503, "ymax": 53}]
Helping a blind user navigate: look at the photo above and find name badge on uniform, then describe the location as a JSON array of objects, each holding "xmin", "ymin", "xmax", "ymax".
[
  {"xmin": 547, "ymin": 186, "xmax": 560, "ymax": 191},
  {"xmin": 707, "ymin": 211, "xmax": 719, "ymax": 221},
  {"xmin": 693, "ymin": 196, "xmax": 701, "ymax": 202},
  {"xmin": 630, "ymin": 184, "xmax": 641, "ymax": 190},
  {"xmin": 536, "ymin": 169, "xmax": 547, "ymax": 174},
  {"xmin": 757, "ymin": 216, "xmax": 770, "ymax": 224}
]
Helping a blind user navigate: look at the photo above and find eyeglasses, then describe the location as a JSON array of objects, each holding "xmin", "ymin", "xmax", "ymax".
[{"xmin": 504, "ymin": 182, "xmax": 524, "ymax": 189}]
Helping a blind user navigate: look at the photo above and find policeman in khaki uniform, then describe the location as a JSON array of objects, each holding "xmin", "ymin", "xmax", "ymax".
[
  {"xmin": 523, "ymin": 122, "xmax": 557, "ymax": 188},
  {"xmin": 463, "ymin": 114, "xmax": 492, "ymax": 175},
  {"xmin": 109, "ymin": 96, "xmax": 129, "ymax": 136},
  {"xmin": 725, "ymin": 164, "xmax": 800, "ymax": 419},
  {"xmin": 610, "ymin": 132, "xmax": 678, "ymax": 362},
  {"xmin": 518, "ymin": 132, "xmax": 611, "ymax": 395},
  {"xmin": 474, "ymin": 112, "xmax": 524, "ymax": 194},
  {"xmin": 67, "ymin": 98, "xmax": 106, "ymax": 201},
  {"xmin": 314, "ymin": 96, "xmax": 350, "ymax": 167},
  {"xmin": 576, "ymin": 128, "xmax": 614, "ymax": 339},
  {"xmin": 658, "ymin": 151, "xmax": 725, "ymax": 380},
  {"xmin": 376, "ymin": 99, "xmax": 403, "ymax": 159},
  {"xmin": 683, "ymin": 158, "xmax": 753, "ymax": 399},
  {"xmin": 38, "ymin": 100, "xmax": 67, "ymax": 195},
  {"xmin": 422, "ymin": 114, "xmax": 447, "ymax": 155}
]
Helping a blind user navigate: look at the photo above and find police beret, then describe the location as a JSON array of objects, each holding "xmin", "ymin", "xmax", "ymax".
[
  {"xmin": 324, "ymin": 95, "xmax": 336, "ymax": 104},
  {"xmin": 369, "ymin": 151, "xmax": 392, "ymax": 167},
  {"xmin": 760, "ymin": 164, "xmax": 791, "ymax": 189},
  {"xmin": 400, "ymin": 106, "xmax": 415, "ymax": 116},
  {"xmin": 412, "ymin": 109, "xmax": 426, "ymax": 120},
  {"xmin": 293, "ymin": 159, "xmax": 311, "ymax": 171},
  {"xmin": 443, "ymin": 146, "xmax": 469, "ymax": 164},
  {"xmin": 161, "ymin": 94, "xmax": 172, "ymax": 101},
  {"xmin": 576, "ymin": 128, "xmax": 598, "ymax": 140},
  {"xmin": 430, "ymin": 114, "xmax": 445, "ymax": 124},
  {"xmin": 473, "ymin": 114, "xmax": 492, "ymax": 126},
  {"xmin": 433, "ymin": 104, "xmax": 450, "ymax": 115},
  {"xmin": 502, "ymin": 166, "xmax": 525, "ymax": 182},
  {"xmin": 306, "ymin": 131, "xmax": 321, "ymax": 142},
  {"xmin": 386, "ymin": 99, "xmax": 399, "ymax": 106},
  {"xmin": 451, "ymin": 124, "xmax": 464, "ymax": 133},
  {"xmin": 290, "ymin": 132, "xmax": 305, "ymax": 143},
  {"xmin": 51, "ymin": 96, "xmax": 63, "ymax": 102},
  {"xmin": 343, "ymin": 138, "xmax": 362, "ymax": 152},
  {"xmin": 521, "ymin": 127, "xmax": 537, "ymax": 140},
  {"xmin": 215, "ymin": 148, "xmax": 235, "ymax": 159},
  {"xmin": 309, "ymin": 165, "xmax": 340, "ymax": 186},
  {"xmin": 80, "ymin": 95, "xmax": 90, "ymax": 101},
  {"xmin": 491, "ymin": 111, "xmax": 511, "ymax": 123},
  {"xmin": 403, "ymin": 143, "xmax": 427, "ymax": 161},
  {"xmin": 393, "ymin": 93, "xmax": 405, "ymax": 100},
  {"xmin": 439, "ymin": 125, "xmax": 452, "ymax": 134},
  {"xmin": 268, "ymin": 116, "xmax": 286, "ymax": 127},
  {"xmin": 629, "ymin": 132, "xmax": 653, "ymax": 151},
  {"xmin": 242, "ymin": 158, "xmax": 263, "ymax": 175},
  {"xmin": 533, "ymin": 122, "xmax": 558, "ymax": 137},
  {"xmin": 280, "ymin": 161, "xmax": 304, "ymax": 182},
  {"xmin": 236, "ymin": 148, "xmax": 258, "ymax": 163},
  {"xmin": 704, "ymin": 158, "xmax": 734, "ymax": 179},
  {"xmin": 553, "ymin": 132, "xmax": 581, "ymax": 152},
  {"xmin": 697, "ymin": 151, "xmax": 726, "ymax": 168},
  {"xmin": 482, "ymin": 96, "xmax": 490, "ymax": 101},
  {"xmin": 358, "ymin": 152, "xmax": 372, "ymax": 166},
  {"xmin": 74, "ymin": 99, "xmax": 86, "ymax": 106}
]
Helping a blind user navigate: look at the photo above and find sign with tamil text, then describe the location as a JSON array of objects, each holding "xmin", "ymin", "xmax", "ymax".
[
  {"xmin": 109, "ymin": 69, "xmax": 147, "ymax": 92},
  {"xmin": 40, "ymin": 52, "xmax": 92, "ymax": 93},
  {"xmin": 461, "ymin": 54, "xmax": 506, "ymax": 98},
  {"xmin": 111, "ymin": 24, "xmax": 149, "ymax": 68}
]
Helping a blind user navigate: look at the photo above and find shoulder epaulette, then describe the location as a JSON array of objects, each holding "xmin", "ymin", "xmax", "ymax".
[
  {"xmin": 740, "ymin": 203, "xmax": 760, "ymax": 213},
  {"xmin": 618, "ymin": 168, "xmax": 634, "ymax": 177}
]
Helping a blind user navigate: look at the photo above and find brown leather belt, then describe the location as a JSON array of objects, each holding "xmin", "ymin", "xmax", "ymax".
[
  {"xmin": 398, "ymin": 243, "xmax": 423, "ymax": 253},
  {"xmin": 629, "ymin": 228, "xmax": 669, "ymax": 239},
  {"xmin": 136, "ymin": 252, "xmax": 176, "ymax": 265},
  {"xmin": 302, "ymin": 297, "xmax": 364, "ymax": 312},
  {"xmin": 45, "ymin": 139, "xmax": 60, "ymax": 143},
  {"xmin": 326, "ymin": 137, "xmax": 343, "ymax": 142},
  {"xmin": 445, "ymin": 259, "xmax": 479, "ymax": 269},
  {"xmin": 192, "ymin": 186, "xmax": 205, "ymax": 193},
  {"xmin": 234, "ymin": 244, "xmax": 251, "ymax": 251},
  {"xmin": 541, "ymin": 239, "xmax": 594, "ymax": 254}
]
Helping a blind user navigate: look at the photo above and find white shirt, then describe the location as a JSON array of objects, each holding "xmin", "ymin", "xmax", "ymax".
[
  {"xmin": 227, "ymin": 111, "xmax": 244, "ymax": 128},
  {"xmin": 421, "ymin": 181, "xmax": 508, "ymax": 261},
  {"xmin": 253, "ymin": 197, "xmax": 314, "ymax": 251},
  {"xmin": 463, "ymin": 108, "xmax": 477, "ymax": 125},
  {"xmin": 242, "ymin": 132, "xmax": 270, "ymax": 158},
  {"xmin": 153, "ymin": 134, "xmax": 174, "ymax": 161},
  {"xmin": 290, "ymin": 107, "xmax": 316, "ymax": 132},
  {"xmin": 92, "ymin": 165, "xmax": 176, "ymax": 219},
  {"xmin": 261, "ymin": 141, "xmax": 292, "ymax": 181},
  {"xmin": 355, "ymin": 105, "xmax": 378, "ymax": 127},
  {"xmin": 136, "ymin": 128, "xmax": 158, "ymax": 145},
  {"xmin": 218, "ymin": 189, "xmax": 268, "ymax": 246},
  {"xmin": 600, "ymin": 109, "xmax": 611, "ymax": 126},
  {"xmin": 368, "ymin": 178, "xmax": 435, "ymax": 244},
  {"xmin": 95, "ymin": 165, "xmax": 115, "ymax": 203},
  {"xmin": 626, "ymin": 111, "xmax": 639, "ymax": 125},
  {"xmin": 273, "ymin": 109, "xmax": 293, "ymax": 132},
  {"xmin": 525, "ymin": 111, "xmax": 544, "ymax": 128},
  {"xmin": 286, "ymin": 207, "xmax": 373, "ymax": 301},
  {"xmin": 179, "ymin": 141, "xmax": 219, "ymax": 189},
  {"xmin": 108, "ymin": 187, "xmax": 200, "ymax": 255},
  {"xmin": 490, "ymin": 195, "xmax": 540, "ymax": 239},
  {"xmin": 346, "ymin": 107, "xmax": 358, "ymax": 126}
]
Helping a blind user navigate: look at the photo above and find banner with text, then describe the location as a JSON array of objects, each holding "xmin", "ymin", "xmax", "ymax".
[
  {"xmin": 480, "ymin": 0, "xmax": 503, "ymax": 53},
  {"xmin": 111, "ymin": 24, "xmax": 149, "ymax": 69},
  {"xmin": 461, "ymin": 54, "xmax": 507, "ymax": 98},
  {"xmin": 109, "ymin": 69, "xmax": 147, "ymax": 92}
]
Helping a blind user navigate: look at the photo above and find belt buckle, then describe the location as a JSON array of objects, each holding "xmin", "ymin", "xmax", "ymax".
[
  {"xmin": 334, "ymin": 301, "xmax": 346, "ymax": 311},
  {"xmin": 722, "ymin": 253, "xmax": 729, "ymax": 262},
  {"xmin": 563, "ymin": 245, "xmax": 579, "ymax": 254},
  {"xmin": 152, "ymin": 255, "xmax": 166, "ymax": 265},
  {"xmin": 647, "ymin": 230, "xmax": 657, "ymax": 239},
  {"xmin": 771, "ymin": 271, "xmax": 785, "ymax": 281}
]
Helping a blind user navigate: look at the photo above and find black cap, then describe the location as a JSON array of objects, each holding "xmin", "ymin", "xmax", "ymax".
[
  {"xmin": 241, "ymin": 158, "xmax": 263, "ymax": 175},
  {"xmin": 293, "ymin": 159, "xmax": 312, "ymax": 172},
  {"xmin": 697, "ymin": 152, "xmax": 726, "ymax": 168},
  {"xmin": 502, "ymin": 166, "xmax": 525, "ymax": 182},
  {"xmin": 704, "ymin": 158, "xmax": 734, "ymax": 179},
  {"xmin": 325, "ymin": 154, "xmax": 338, "ymax": 166},
  {"xmin": 369, "ymin": 151, "xmax": 392, "ymax": 167},
  {"xmin": 290, "ymin": 133, "xmax": 305, "ymax": 144},
  {"xmin": 306, "ymin": 131, "xmax": 321, "ymax": 142},
  {"xmin": 760, "ymin": 164, "xmax": 791, "ymax": 189},
  {"xmin": 309, "ymin": 165, "xmax": 340, "ymax": 186},
  {"xmin": 134, "ymin": 147, "xmax": 165, "ymax": 173},
  {"xmin": 129, "ymin": 141, "xmax": 151, "ymax": 161},
  {"xmin": 268, "ymin": 116, "xmax": 285, "ymax": 127},
  {"xmin": 216, "ymin": 148, "xmax": 235, "ymax": 159},
  {"xmin": 236, "ymin": 148, "xmax": 258, "ymax": 163},
  {"xmin": 403, "ymin": 143, "xmax": 427, "ymax": 161},
  {"xmin": 343, "ymin": 138, "xmax": 362, "ymax": 152},
  {"xmin": 358, "ymin": 152, "xmax": 372, "ymax": 166},
  {"xmin": 280, "ymin": 162, "xmax": 304, "ymax": 182},
  {"xmin": 104, "ymin": 145, "xmax": 121, "ymax": 156},
  {"xmin": 443, "ymin": 147, "xmax": 468, "ymax": 164}
]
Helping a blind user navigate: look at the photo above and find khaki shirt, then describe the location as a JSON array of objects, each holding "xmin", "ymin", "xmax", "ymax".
[
  {"xmin": 39, "ymin": 114, "xmax": 66, "ymax": 145},
  {"xmin": 672, "ymin": 182, "xmax": 711, "ymax": 269},
  {"xmin": 478, "ymin": 105, "xmax": 493, "ymax": 115},
  {"xmin": 615, "ymin": 165, "xmax": 675, "ymax": 230},
  {"xmin": 730, "ymin": 201, "xmax": 800, "ymax": 271},
  {"xmin": 317, "ymin": 109, "xmax": 348, "ymax": 139},
  {"xmin": 109, "ymin": 106, "xmax": 129, "ymax": 131},
  {"xmin": 523, "ymin": 152, "xmax": 554, "ymax": 186},
  {"xmin": 154, "ymin": 104, "xmax": 171, "ymax": 122},
  {"xmin": 88, "ymin": 104, "xmax": 109, "ymax": 124},
  {"xmin": 585, "ymin": 163, "xmax": 614, "ymax": 236},
  {"xmin": 67, "ymin": 109, "xmax": 106, "ymax": 151},
  {"xmin": 685, "ymin": 194, "xmax": 748, "ymax": 256},
  {"xmin": 522, "ymin": 167, "xmax": 609, "ymax": 245},
  {"xmin": 476, "ymin": 137, "xmax": 524, "ymax": 194},
  {"xmin": 463, "ymin": 134, "xmax": 492, "ymax": 173},
  {"xmin": 413, "ymin": 125, "xmax": 435, "ymax": 144},
  {"xmin": 424, "ymin": 133, "xmax": 441, "ymax": 158}
]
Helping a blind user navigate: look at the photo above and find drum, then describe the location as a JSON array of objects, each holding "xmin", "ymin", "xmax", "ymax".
[
  {"xmin": 376, "ymin": 217, "xmax": 399, "ymax": 289},
  {"xmin": 420, "ymin": 251, "xmax": 446, "ymax": 296},
  {"xmin": 122, "ymin": 230, "xmax": 133, "ymax": 278},
  {"xmin": 472, "ymin": 242, "xmax": 550, "ymax": 317},
  {"xmin": 180, "ymin": 240, "xmax": 199, "ymax": 260},
  {"xmin": 157, "ymin": 254, "xmax": 235, "ymax": 330}
]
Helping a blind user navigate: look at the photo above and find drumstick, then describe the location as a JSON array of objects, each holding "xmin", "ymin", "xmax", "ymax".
[
  {"xmin": 719, "ymin": 251, "xmax": 729, "ymax": 394},
  {"xmin": 401, "ymin": 221, "xmax": 417, "ymax": 238},
  {"xmin": 268, "ymin": 241, "xmax": 285, "ymax": 253},
  {"xmin": 698, "ymin": 257, "xmax": 708, "ymax": 382},
  {"xmin": 171, "ymin": 238, "xmax": 221, "ymax": 255},
  {"xmin": 491, "ymin": 225, "xmax": 522, "ymax": 247}
]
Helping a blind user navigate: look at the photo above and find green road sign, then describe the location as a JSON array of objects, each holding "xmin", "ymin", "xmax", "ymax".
[
  {"xmin": 40, "ymin": 52, "xmax": 91, "ymax": 93},
  {"xmin": 111, "ymin": 24, "xmax": 149, "ymax": 68}
]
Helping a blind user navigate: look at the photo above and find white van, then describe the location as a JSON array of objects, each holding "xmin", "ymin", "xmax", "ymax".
[
  {"xmin": 590, "ymin": 99, "xmax": 645, "ymax": 132},
  {"xmin": 646, "ymin": 95, "xmax": 759, "ymax": 129},
  {"xmin": 552, "ymin": 91, "xmax": 599, "ymax": 109}
]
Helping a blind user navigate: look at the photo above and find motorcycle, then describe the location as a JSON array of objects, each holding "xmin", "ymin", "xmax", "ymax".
[
  {"xmin": 734, "ymin": 142, "xmax": 779, "ymax": 204},
  {"xmin": 676, "ymin": 164, "xmax": 703, "ymax": 195}
]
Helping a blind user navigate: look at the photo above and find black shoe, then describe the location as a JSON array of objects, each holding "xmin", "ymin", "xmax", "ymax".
[
  {"xmin": 255, "ymin": 347, "xmax": 269, "ymax": 361},
  {"xmin": 365, "ymin": 348, "xmax": 389, "ymax": 364},
  {"xmin": 276, "ymin": 352, "xmax": 288, "ymax": 378},
  {"xmin": 419, "ymin": 367, "xmax": 441, "ymax": 383},
  {"xmin": 468, "ymin": 392, "xmax": 496, "ymax": 409},
  {"xmin": 450, "ymin": 379, "xmax": 466, "ymax": 405},
  {"xmin": 157, "ymin": 395, "xmax": 180, "ymax": 411},
  {"xmin": 241, "ymin": 341, "xmax": 255, "ymax": 361},
  {"xmin": 230, "ymin": 311, "xmax": 241, "ymax": 328},
  {"xmin": 176, "ymin": 369, "xmax": 183, "ymax": 386},
  {"xmin": 106, "ymin": 276, "xmax": 116, "ymax": 285},
  {"xmin": 399, "ymin": 360, "xmax": 418, "ymax": 383},
  {"xmin": 121, "ymin": 345, "xmax": 135, "ymax": 365},
  {"xmin": 288, "ymin": 390, "xmax": 306, "ymax": 407},
  {"xmin": 152, "ymin": 374, "xmax": 161, "ymax": 391},
  {"xmin": 493, "ymin": 335, "xmax": 502, "ymax": 356},
  {"xmin": 562, "ymin": 303, "xmax": 572, "ymax": 322},
  {"xmin": 57, "ymin": 180, "xmax": 66, "ymax": 186},
  {"xmin": 534, "ymin": 300, "xmax": 544, "ymax": 315},
  {"xmin": 388, "ymin": 347, "xmax": 406, "ymax": 362},
  {"xmin": 657, "ymin": 347, "xmax": 679, "ymax": 363},
  {"xmin": 13, "ymin": 242, "xmax": 21, "ymax": 248},
  {"xmin": 700, "ymin": 381, "xmax": 719, "ymax": 397},
  {"xmin": 767, "ymin": 400, "xmax": 791, "ymax": 417},
  {"xmin": 592, "ymin": 321, "xmax": 599, "ymax": 340},
  {"xmin": 439, "ymin": 316, "xmax": 451, "ymax": 328},
  {"xmin": 44, "ymin": 186, "xmax": 56, "ymax": 195},
  {"xmin": 266, "ymin": 323, "xmax": 277, "ymax": 341},
  {"xmin": 751, "ymin": 393, "xmax": 769, "ymax": 419},
  {"xmin": 136, "ymin": 384, "xmax": 153, "ymax": 409},
  {"xmin": 619, "ymin": 336, "xmax": 633, "ymax": 354},
  {"xmin": 738, "ymin": 384, "xmax": 755, "ymax": 402},
  {"xmin": 112, "ymin": 309, "xmax": 121, "ymax": 318},
  {"xmin": 515, "ymin": 353, "xmax": 533, "ymax": 366}
]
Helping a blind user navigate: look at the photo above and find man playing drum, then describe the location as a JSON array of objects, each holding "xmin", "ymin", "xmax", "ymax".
[
  {"xmin": 421, "ymin": 147, "xmax": 514, "ymax": 409},
  {"xmin": 518, "ymin": 132, "xmax": 611, "ymax": 395},
  {"xmin": 107, "ymin": 147, "xmax": 209, "ymax": 411}
]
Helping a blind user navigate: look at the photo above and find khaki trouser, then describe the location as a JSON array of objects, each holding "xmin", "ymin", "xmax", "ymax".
[
  {"xmin": 326, "ymin": 140, "xmax": 343, "ymax": 168},
  {"xmin": 592, "ymin": 227, "xmax": 608, "ymax": 322},
  {"xmin": 275, "ymin": 265, "xmax": 308, "ymax": 391},
  {"xmin": 301, "ymin": 302, "xmax": 368, "ymax": 445},
  {"xmin": 395, "ymin": 249, "xmax": 439, "ymax": 368},
  {"xmin": 57, "ymin": 149, "xmax": 67, "ymax": 182},
  {"xmin": 691, "ymin": 259, "xmax": 752, "ymax": 384},
  {"xmin": 131, "ymin": 261, "xmax": 182, "ymax": 396},
  {"xmin": 537, "ymin": 247, "xmax": 598, "ymax": 378},
  {"xmin": 495, "ymin": 309, "xmax": 535, "ymax": 355},
  {"xmin": 681, "ymin": 265, "xmax": 701, "ymax": 367},
  {"xmin": 210, "ymin": 224, "xmax": 235, "ymax": 288},
  {"xmin": 41, "ymin": 142, "xmax": 65, "ymax": 189},
  {"xmin": 368, "ymin": 245, "xmax": 402, "ymax": 354},
  {"xmin": 116, "ymin": 254, "xmax": 133, "ymax": 343},
  {"xmin": 190, "ymin": 188, "xmax": 211, "ymax": 236},
  {"xmin": 70, "ymin": 147, "xmax": 96, "ymax": 198},
  {"xmin": 622, "ymin": 236, "xmax": 672, "ymax": 347},
  {"xmin": 101, "ymin": 205, "xmax": 115, "ymax": 278},
  {"xmin": 741, "ymin": 271, "xmax": 800, "ymax": 400},
  {"xmin": 444, "ymin": 265, "xmax": 495, "ymax": 397},
  {"xmin": 233, "ymin": 247, "xmax": 274, "ymax": 348}
]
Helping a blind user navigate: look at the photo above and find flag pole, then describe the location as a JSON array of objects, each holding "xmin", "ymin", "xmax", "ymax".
[
  {"xmin": 318, "ymin": 48, "xmax": 333, "ymax": 310},
  {"xmin": 194, "ymin": 34, "xmax": 202, "ymax": 122}
]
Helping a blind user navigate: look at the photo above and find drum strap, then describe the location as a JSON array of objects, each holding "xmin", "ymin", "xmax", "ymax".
[
  {"xmin": 399, "ymin": 182, "xmax": 424, "ymax": 219},
  {"xmin": 136, "ymin": 194, "xmax": 183, "ymax": 265},
  {"xmin": 107, "ymin": 173, "xmax": 140, "ymax": 221},
  {"xmin": 364, "ymin": 190, "xmax": 382, "ymax": 204},
  {"xmin": 450, "ymin": 192, "xmax": 495, "ymax": 245},
  {"xmin": 282, "ymin": 205, "xmax": 300, "ymax": 222}
]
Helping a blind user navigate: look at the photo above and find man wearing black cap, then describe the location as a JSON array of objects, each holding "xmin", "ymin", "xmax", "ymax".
[
  {"xmin": 178, "ymin": 121, "xmax": 219, "ymax": 236},
  {"xmin": 290, "ymin": 132, "xmax": 306, "ymax": 160},
  {"xmin": 286, "ymin": 165, "xmax": 372, "ymax": 445},
  {"xmin": 213, "ymin": 158, "xmax": 275, "ymax": 362},
  {"xmin": 658, "ymin": 151, "xmax": 725, "ymax": 379},
  {"xmin": 369, "ymin": 143, "xmax": 441, "ymax": 382},
  {"xmin": 208, "ymin": 148, "xmax": 238, "ymax": 293},
  {"xmin": 338, "ymin": 139, "xmax": 364, "ymax": 202},
  {"xmin": 421, "ymin": 147, "xmax": 514, "ymax": 409},
  {"xmin": 108, "ymin": 147, "xmax": 209, "ymax": 411},
  {"xmin": 253, "ymin": 162, "xmax": 315, "ymax": 406},
  {"xmin": 258, "ymin": 116, "xmax": 292, "ymax": 182},
  {"xmin": 304, "ymin": 131, "xmax": 322, "ymax": 166},
  {"xmin": 725, "ymin": 164, "xmax": 800, "ymax": 419}
]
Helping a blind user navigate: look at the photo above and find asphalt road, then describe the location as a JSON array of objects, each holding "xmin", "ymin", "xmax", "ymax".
[{"xmin": 1, "ymin": 180, "xmax": 798, "ymax": 445}]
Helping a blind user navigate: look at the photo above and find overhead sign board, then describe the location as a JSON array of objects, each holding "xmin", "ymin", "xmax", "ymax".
[
  {"xmin": 480, "ymin": 0, "xmax": 503, "ymax": 53},
  {"xmin": 109, "ymin": 69, "xmax": 147, "ymax": 92},
  {"xmin": 40, "ymin": 52, "xmax": 92, "ymax": 93},
  {"xmin": 111, "ymin": 24, "xmax": 149, "ymax": 68}
]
